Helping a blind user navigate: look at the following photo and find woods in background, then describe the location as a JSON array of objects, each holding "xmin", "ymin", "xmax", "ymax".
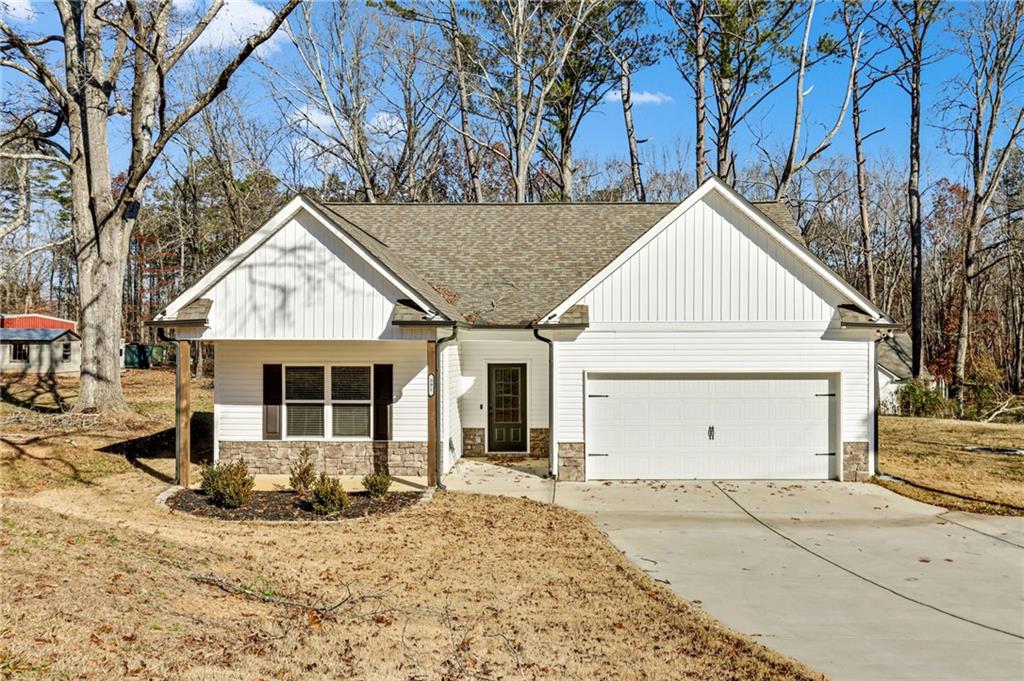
[{"xmin": 1, "ymin": 0, "xmax": 1022, "ymax": 418}]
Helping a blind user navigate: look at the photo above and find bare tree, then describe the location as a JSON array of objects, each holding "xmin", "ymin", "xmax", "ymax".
[
  {"xmin": 775, "ymin": 0, "xmax": 860, "ymax": 200},
  {"xmin": 0, "ymin": 0, "xmax": 298, "ymax": 412},
  {"xmin": 943, "ymin": 0, "xmax": 1024, "ymax": 410},
  {"xmin": 600, "ymin": 4, "xmax": 659, "ymax": 201},
  {"xmin": 880, "ymin": 0, "xmax": 942, "ymax": 378},
  {"xmin": 464, "ymin": 0, "xmax": 597, "ymax": 203},
  {"xmin": 660, "ymin": 0, "xmax": 708, "ymax": 184},
  {"xmin": 837, "ymin": 0, "xmax": 893, "ymax": 302}
]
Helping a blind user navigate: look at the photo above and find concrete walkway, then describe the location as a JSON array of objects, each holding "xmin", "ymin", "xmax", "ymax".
[{"xmin": 444, "ymin": 459, "xmax": 1024, "ymax": 681}]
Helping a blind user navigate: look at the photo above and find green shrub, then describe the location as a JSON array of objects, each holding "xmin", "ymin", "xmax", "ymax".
[
  {"xmin": 310, "ymin": 473, "xmax": 350, "ymax": 515},
  {"xmin": 288, "ymin": 447, "xmax": 316, "ymax": 498},
  {"xmin": 361, "ymin": 471, "xmax": 392, "ymax": 498},
  {"xmin": 200, "ymin": 459, "xmax": 254, "ymax": 509},
  {"xmin": 896, "ymin": 379, "xmax": 951, "ymax": 418}
]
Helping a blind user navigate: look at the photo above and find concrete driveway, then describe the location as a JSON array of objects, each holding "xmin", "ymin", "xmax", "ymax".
[{"xmin": 446, "ymin": 461, "xmax": 1024, "ymax": 681}]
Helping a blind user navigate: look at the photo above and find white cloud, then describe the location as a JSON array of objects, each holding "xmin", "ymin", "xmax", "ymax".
[
  {"xmin": 176, "ymin": 0, "xmax": 287, "ymax": 54},
  {"xmin": 0, "ymin": 0, "xmax": 36, "ymax": 22},
  {"xmin": 290, "ymin": 104, "xmax": 339, "ymax": 134},
  {"xmin": 370, "ymin": 111, "xmax": 404, "ymax": 138},
  {"xmin": 605, "ymin": 90, "xmax": 674, "ymax": 105}
]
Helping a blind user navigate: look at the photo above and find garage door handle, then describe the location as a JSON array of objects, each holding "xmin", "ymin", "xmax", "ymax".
[
  {"xmin": 708, "ymin": 426, "xmax": 715, "ymax": 440},
  {"xmin": 588, "ymin": 452, "xmax": 609, "ymax": 457},
  {"xmin": 588, "ymin": 394, "xmax": 609, "ymax": 398}
]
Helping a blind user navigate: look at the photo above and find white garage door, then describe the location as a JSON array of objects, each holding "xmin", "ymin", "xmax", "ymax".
[{"xmin": 585, "ymin": 374, "xmax": 836, "ymax": 480}]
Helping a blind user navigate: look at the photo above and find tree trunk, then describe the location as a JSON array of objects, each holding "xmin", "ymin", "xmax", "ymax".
[
  {"xmin": 559, "ymin": 142, "xmax": 573, "ymax": 201},
  {"xmin": 75, "ymin": 218, "xmax": 129, "ymax": 412},
  {"xmin": 619, "ymin": 59, "xmax": 645, "ymax": 202},
  {"xmin": 716, "ymin": 77, "xmax": 732, "ymax": 182},
  {"xmin": 694, "ymin": 0, "xmax": 707, "ymax": 184},
  {"xmin": 951, "ymin": 259, "xmax": 972, "ymax": 414},
  {"xmin": 909, "ymin": 64, "xmax": 924, "ymax": 378},
  {"xmin": 851, "ymin": 75, "xmax": 876, "ymax": 302}
]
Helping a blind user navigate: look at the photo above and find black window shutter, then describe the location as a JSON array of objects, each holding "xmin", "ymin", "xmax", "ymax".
[
  {"xmin": 263, "ymin": 364, "xmax": 282, "ymax": 440},
  {"xmin": 373, "ymin": 364, "xmax": 393, "ymax": 441}
]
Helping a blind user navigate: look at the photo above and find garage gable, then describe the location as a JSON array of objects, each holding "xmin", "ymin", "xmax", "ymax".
[{"xmin": 547, "ymin": 178, "xmax": 882, "ymax": 325}]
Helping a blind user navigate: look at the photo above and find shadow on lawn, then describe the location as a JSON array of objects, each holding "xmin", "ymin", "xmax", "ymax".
[
  {"xmin": 101, "ymin": 411, "xmax": 214, "ymax": 483},
  {"xmin": 0, "ymin": 371, "xmax": 70, "ymax": 414}
]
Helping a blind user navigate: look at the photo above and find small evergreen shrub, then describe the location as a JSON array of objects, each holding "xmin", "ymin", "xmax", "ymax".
[
  {"xmin": 897, "ymin": 379, "xmax": 951, "ymax": 418},
  {"xmin": 361, "ymin": 471, "xmax": 392, "ymax": 498},
  {"xmin": 200, "ymin": 459, "xmax": 254, "ymax": 509},
  {"xmin": 288, "ymin": 447, "xmax": 316, "ymax": 498},
  {"xmin": 310, "ymin": 473, "xmax": 350, "ymax": 515}
]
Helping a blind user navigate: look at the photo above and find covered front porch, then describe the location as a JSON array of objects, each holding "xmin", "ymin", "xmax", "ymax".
[{"xmin": 165, "ymin": 336, "xmax": 445, "ymax": 488}]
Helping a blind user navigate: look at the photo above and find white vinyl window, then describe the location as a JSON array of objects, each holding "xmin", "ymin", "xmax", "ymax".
[
  {"xmin": 331, "ymin": 366, "xmax": 371, "ymax": 438},
  {"xmin": 283, "ymin": 365, "xmax": 372, "ymax": 439},
  {"xmin": 284, "ymin": 366, "xmax": 325, "ymax": 438}
]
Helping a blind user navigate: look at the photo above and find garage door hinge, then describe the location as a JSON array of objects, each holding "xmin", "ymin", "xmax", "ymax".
[
  {"xmin": 815, "ymin": 393, "xmax": 836, "ymax": 397},
  {"xmin": 815, "ymin": 452, "xmax": 836, "ymax": 456}
]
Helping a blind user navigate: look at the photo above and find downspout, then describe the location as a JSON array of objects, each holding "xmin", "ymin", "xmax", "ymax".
[
  {"xmin": 434, "ymin": 323, "xmax": 459, "ymax": 490},
  {"xmin": 532, "ymin": 326, "xmax": 555, "ymax": 478}
]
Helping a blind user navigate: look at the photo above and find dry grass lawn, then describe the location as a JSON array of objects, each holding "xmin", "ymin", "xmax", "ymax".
[
  {"xmin": 1, "ymin": 370, "xmax": 212, "ymax": 494},
  {"xmin": 1, "ymin": 467, "xmax": 822, "ymax": 680},
  {"xmin": 877, "ymin": 415, "xmax": 1024, "ymax": 515},
  {"xmin": 1, "ymin": 372, "xmax": 822, "ymax": 679}
]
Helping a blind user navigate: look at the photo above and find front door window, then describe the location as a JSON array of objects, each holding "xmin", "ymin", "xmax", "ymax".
[{"xmin": 488, "ymin": 364, "xmax": 527, "ymax": 452}]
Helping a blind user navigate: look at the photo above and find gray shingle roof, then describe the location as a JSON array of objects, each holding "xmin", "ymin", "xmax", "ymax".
[
  {"xmin": 878, "ymin": 332, "xmax": 932, "ymax": 381},
  {"xmin": 321, "ymin": 202, "xmax": 678, "ymax": 325},
  {"xmin": 0, "ymin": 328, "xmax": 78, "ymax": 342},
  {"xmin": 751, "ymin": 202, "xmax": 803, "ymax": 243}
]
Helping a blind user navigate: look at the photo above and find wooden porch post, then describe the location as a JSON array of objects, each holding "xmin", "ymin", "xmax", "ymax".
[
  {"xmin": 176, "ymin": 339, "xmax": 191, "ymax": 487},
  {"xmin": 426, "ymin": 340, "xmax": 437, "ymax": 486}
]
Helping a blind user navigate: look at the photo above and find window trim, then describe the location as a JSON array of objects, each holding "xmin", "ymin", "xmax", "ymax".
[
  {"xmin": 282, "ymin": 363, "xmax": 375, "ymax": 441},
  {"xmin": 62, "ymin": 342, "xmax": 72, "ymax": 361}
]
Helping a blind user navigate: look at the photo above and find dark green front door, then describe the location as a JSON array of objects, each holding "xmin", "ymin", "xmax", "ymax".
[{"xmin": 488, "ymin": 363, "xmax": 527, "ymax": 452}]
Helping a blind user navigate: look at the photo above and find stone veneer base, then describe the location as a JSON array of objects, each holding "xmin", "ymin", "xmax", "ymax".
[
  {"xmin": 842, "ymin": 441, "xmax": 871, "ymax": 482},
  {"xmin": 558, "ymin": 442, "xmax": 585, "ymax": 481},
  {"xmin": 461, "ymin": 427, "xmax": 551, "ymax": 458},
  {"xmin": 218, "ymin": 440, "xmax": 427, "ymax": 478}
]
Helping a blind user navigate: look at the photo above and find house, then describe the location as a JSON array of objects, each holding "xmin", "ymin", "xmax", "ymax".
[
  {"xmin": 877, "ymin": 332, "xmax": 935, "ymax": 414},
  {"xmin": 0, "ymin": 328, "xmax": 81, "ymax": 375},
  {"xmin": 150, "ymin": 177, "xmax": 896, "ymax": 485}
]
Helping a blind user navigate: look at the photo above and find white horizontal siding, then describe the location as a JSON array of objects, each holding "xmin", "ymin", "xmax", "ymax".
[
  {"xmin": 555, "ymin": 326, "xmax": 872, "ymax": 450},
  {"xmin": 579, "ymin": 189, "xmax": 842, "ymax": 323},
  {"xmin": 458, "ymin": 332, "xmax": 549, "ymax": 431},
  {"xmin": 203, "ymin": 211, "xmax": 416, "ymax": 340},
  {"xmin": 213, "ymin": 340, "xmax": 428, "ymax": 455},
  {"xmin": 440, "ymin": 341, "xmax": 463, "ymax": 472}
]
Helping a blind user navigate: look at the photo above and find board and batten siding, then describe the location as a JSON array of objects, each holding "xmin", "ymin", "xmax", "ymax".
[
  {"xmin": 200, "ymin": 210, "xmax": 418, "ymax": 341},
  {"xmin": 552, "ymin": 188, "xmax": 877, "ymax": 476},
  {"xmin": 458, "ymin": 331, "xmax": 549, "ymax": 433},
  {"xmin": 577, "ymin": 190, "xmax": 844, "ymax": 324},
  {"xmin": 213, "ymin": 340, "xmax": 428, "ymax": 460}
]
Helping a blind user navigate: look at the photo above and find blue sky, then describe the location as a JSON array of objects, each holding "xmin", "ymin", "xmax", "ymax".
[{"xmin": 0, "ymin": 0, "xmax": 979, "ymax": 190}]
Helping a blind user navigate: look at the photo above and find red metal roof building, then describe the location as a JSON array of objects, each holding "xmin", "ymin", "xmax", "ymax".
[{"xmin": 0, "ymin": 314, "xmax": 77, "ymax": 331}]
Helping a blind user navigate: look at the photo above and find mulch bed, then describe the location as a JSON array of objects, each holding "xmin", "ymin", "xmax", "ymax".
[{"xmin": 167, "ymin": 489, "xmax": 422, "ymax": 521}]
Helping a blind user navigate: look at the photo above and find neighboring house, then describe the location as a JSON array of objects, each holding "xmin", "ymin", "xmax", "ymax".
[
  {"xmin": 877, "ymin": 332, "xmax": 935, "ymax": 414},
  {"xmin": 151, "ymin": 177, "xmax": 896, "ymax": 484},
  {"xmin": 0, "ymin": 328, "xmax": 81, "ymax": 375}
]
